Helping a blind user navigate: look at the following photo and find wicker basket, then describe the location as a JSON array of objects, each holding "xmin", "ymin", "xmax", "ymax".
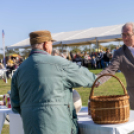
[{"xmin": 89, "ymin": 74, "xmax": 130, "ymax": 124}]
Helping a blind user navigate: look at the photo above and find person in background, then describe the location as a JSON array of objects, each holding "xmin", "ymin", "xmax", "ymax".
[
  {"xmin": 6, "ymin": 56, "xmax": 15, "ymax": 78},
  {"xmin": 115, "ymin": 46, "xmax": 119, "ymax": 50},
  {"xmin": 74, "ymin": 53, "xmax": 83, "ymax": 66},
  {"xmin": 60, "ymin": 51, "xmax": 68, "ymax": 59},
  {"xmin": 103, "ymin": 48, "xmax": 110, "ymax": 68},
  {"xmin": 96, "ymin": 52, "xmax": 101, "ymax": 69},
  {"xmin": 51, "ymin": 49, "xmax": 60, "ymax": 56},
  {"xmin": 90, "ymin": 52, "xmax": 96, "ymax": 57},
  {"xmin": 91, "ymin": 56, "xmax": 97, "ymax": 69},
  {"xmin": 96, "ymin": 22, "xmax": 134, "ymax": 110},
  {"xmin": 11, "ymin": 30, "xmax": 97, "ymax": 134},
  {"xmin": 70, "ymin": 52, "xmax": 74, "ymax": 61},
  {"xmin": 13, "ymin": 57, "xmax": 19, "ymax": 69},
  {"xmin": 0, "ymin": 61, "xmax": 5, "ymax": 69},
  {"xmin": 0, "ymin": 61, "xmax": 7, "ymax": 83},
  {"xmin": 97, "ymin": 50, "xmax": 104, "ymax": 68},
  {"xmin": 108, "ymin": 53, "xmax": 113, "ymax": 63},
  {"xmin": 18, "ymin": 57, "xmax": 24, "ymax": 65},
  {"xmin": 7, "ymin": 56, "xmax": 14, "ymax": 67},
  {"xmin": 66, "ymin": 52, "xmax": 72, "ymax": 61},
  {"xmin": 83, "ymin": 52, "xmax": 91, "ymax": 68}
]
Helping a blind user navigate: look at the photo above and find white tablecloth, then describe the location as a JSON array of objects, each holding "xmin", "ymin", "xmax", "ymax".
[
  {"xmin": 10, "ymin": 114, "xmax": 24, "ymax": 134},
  {"xmin": 0, "ymin": 107, "xmax": 12, "ymax": 133},
  {"xmin": 78, "ymin": 107, "xmax": 134, "ymax": 134},
  {"xmin": 1, "ymin": 107, "xmax": 134, "ymax": 134}
]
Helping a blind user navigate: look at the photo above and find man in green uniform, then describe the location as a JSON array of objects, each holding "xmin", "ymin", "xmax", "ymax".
[{"xmin": 11, "ymin": 31, "xmax": 96, "ymax": 134}]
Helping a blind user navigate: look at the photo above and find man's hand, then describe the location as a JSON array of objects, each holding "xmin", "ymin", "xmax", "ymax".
[{"xmin": 95, "ymin": 81, "xmax": 100, "ymax": 88}]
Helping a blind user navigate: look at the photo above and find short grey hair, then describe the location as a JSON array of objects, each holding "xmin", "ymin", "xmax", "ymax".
[
  {"xmin": 60, "ymin": 51, "xmax": 69, "ymax": 59},
  {"xmin": 122, "ymin": 22, "xmax": 134, "ymax": 33},
  {"xmin": 31, "ymin": 43, "xmax": 44, "ymax": 49},
  {"xmin": 62, "ymin": 51, "xmax": 69, "ymax": 57},
  {"xmin": 51, "ymin": 49, "xmax": 60, "ymax": 56}
]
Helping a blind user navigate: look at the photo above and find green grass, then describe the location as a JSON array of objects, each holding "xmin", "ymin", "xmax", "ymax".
[
  {"xmin": 75, "ymin": 69, "xmax": 126, "ymax": 106},
  {"xmin": 0, "ymin": 69, "xmax": 126, "ymax": 134},
  {"xmin": 1, "ymin": 125, "xmax": 9, "ymax": 134},
  {"xmin": 0, "ymin": 79, "xmax": 11, "ymax": 95},
  {"xmin": 0, "ymin": 79, "xmax": 11, "ymax": 134}
]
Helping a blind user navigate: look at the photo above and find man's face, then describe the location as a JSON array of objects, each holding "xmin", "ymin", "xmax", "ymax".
[
  {"xmin": 122, "ymin": 25, "xmax": 134, "ymax": 47},
  {"xmin": 106, "ymin": 49, "xmax": 109, "ymax": 53}
]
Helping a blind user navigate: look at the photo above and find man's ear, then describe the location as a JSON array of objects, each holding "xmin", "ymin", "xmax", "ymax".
[{"xmin": 43, "ymin": 42, "xmax": 47, "ymax": 50}]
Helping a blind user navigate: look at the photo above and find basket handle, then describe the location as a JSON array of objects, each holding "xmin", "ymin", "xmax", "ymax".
[{"xmin": 90, "ymin": 74, "xmax": 127, "ymax": 99}]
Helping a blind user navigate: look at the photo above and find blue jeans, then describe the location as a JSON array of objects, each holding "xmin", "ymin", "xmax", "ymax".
[
  {"xmin": 103, "ymin": 61, "xmax": 109, "ymax": 68},
  {"xmin": 101, "ymin": 59, "xmax": 105, "ymax": 69}
]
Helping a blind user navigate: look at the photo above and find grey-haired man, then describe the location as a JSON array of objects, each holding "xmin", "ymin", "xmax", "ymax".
[{"xmin": 96, "ymin": 22, "xmax": 134, "ymax": 109}]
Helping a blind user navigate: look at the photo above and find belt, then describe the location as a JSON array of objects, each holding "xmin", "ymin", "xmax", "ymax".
[{"xmin": 20, "ymin": 102, "xmax": 69, "ymax": 108}]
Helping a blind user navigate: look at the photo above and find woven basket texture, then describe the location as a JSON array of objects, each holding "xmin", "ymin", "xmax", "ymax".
[{"xmin": 89, "ymin": 74, "xmax": 130, "ymax": 124}]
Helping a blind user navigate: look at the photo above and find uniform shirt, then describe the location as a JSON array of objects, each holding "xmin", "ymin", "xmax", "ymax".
[{"xmin": 128, "ymin": 46, "xmax": 134, "ymax": 56}]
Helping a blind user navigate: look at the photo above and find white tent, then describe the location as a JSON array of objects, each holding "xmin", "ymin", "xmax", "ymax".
[{"xmin": 7, "ymin": 24, "xmax": 123, "ymax": 50}]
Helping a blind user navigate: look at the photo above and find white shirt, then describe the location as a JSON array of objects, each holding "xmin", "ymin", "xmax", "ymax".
[{"xmin": 128, "ymin": 46, "xmax": 134, "ymax": 56}]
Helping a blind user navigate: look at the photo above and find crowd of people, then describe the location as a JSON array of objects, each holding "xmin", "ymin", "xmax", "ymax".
[
  {"xmin": 52, "ymin": 48, "xmax": 117, "ymax": 70},
  {"xmin": 0, "ymin": 48, "xmax": 118, "ymax": 72},
  {"xmin": 0, "ymin": 55, "xmax": 23, "ymax": 78},
  {"xmin": 0, "ymin": 48, "xmax": 115, "ymax": 80}
]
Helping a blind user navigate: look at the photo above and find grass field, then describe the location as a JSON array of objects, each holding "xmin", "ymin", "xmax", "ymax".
[
  {"xmin": 0, "ymin": 69, "xmax": 126, "ymax": 134},
  {"xmin": 75, "ymin": 69, "xmax": 126, "ymax": 106}
]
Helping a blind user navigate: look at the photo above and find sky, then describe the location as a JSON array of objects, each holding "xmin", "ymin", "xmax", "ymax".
[{"xmin": 0, "ymin": 0, "xmax": 134, "ymax": 50}]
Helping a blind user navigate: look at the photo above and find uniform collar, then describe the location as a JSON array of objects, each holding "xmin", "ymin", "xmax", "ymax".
[
  {"xmin": 31, "ymin": 49, "xmax": 50, "ymax": 55},
  {"xmin": 29, "ymin": 49, "xmax": 50, "ymax": 57}
]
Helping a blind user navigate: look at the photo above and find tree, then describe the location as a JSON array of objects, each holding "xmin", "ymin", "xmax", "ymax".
[
  {"xmin": 83, "ymin": 46, "xmax": 90, "ymax": 52},
  {"xmin": 5, "ymin": 46, "xmax": 17, "ymax": 56},
  {"xmin": 104, "ymin": 44, "xmax": 117, "ymax": 51},
  {"xmin": 99, "ymin": 44, "xmax": 107, "ymax": 51},
  {"xmin": 14, "ymin": 48, "xmax": 20, "ymax": 54}
]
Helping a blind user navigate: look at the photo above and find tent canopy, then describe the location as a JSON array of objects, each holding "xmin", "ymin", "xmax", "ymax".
[{"xmin": 7, "ymin": 24, "xmax": 123, "ymax": 50}]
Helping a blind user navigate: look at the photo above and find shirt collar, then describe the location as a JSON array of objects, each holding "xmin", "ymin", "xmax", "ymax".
[
  {"xmin": 127, "ymin": 46, "xmax": 134, "ymax": 51},
  {"xmin": 31, "ymin": 49, "xmax": 50, "ymax": 55}
]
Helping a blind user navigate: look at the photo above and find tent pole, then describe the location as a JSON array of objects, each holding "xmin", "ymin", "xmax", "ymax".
[
  {"xmin": 89, "ymin": 43, "xmax": 91, "ymax": 53},
  {"xmin": 119, "ymin": 41, "xmax": 120, "ymax": 47},
  {"xmin": 61, "ymin": 42, "xmax": 63, "ymax": 53},
  {"xmin": 95, "ymin": 37, "xmax": 99, "ymax": 51},
  {"xmin": 98, "ymin": 42, "xmax": 100, "ymax": 51}
]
